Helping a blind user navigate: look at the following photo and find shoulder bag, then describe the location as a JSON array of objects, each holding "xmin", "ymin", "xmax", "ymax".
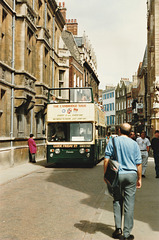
[{"xmin": 104, "ymin": 137, "xmax": 120, "ymax": 197}]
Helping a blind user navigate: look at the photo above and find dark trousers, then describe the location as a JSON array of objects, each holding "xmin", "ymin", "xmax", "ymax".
[
  {"xmin": 154, "ymin": 153, "xmax": 159, "ymax": 177},
  {"xmin": 29, "ymin": 151, "xmax": 36, "ymax": 162}
]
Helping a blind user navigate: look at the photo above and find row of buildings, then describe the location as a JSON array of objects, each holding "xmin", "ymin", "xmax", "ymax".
[
  {"xmin": 102, "ymin": 75, "xmax": 144, "ymax": 135},
  {"xmin": 0, "ymin": 0, "xmax": 99, "ymax": 168},
  {"xmin": 0, "ymin": 0, "xmax": 159, "ymax": 169},
  {"xmin": 102, "ymin": 0, "xmax": 159, "ymax": 138}
]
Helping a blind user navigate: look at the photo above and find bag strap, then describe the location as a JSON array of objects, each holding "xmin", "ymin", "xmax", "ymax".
[{"xmin": 112, "ymin": 137, "xmax": 118, "ymax": 162}]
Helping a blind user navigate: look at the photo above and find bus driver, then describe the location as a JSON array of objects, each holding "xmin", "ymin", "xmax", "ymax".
[{"xmin": 52, "ymin": 126, "xmax": 65, "ymax": 141}]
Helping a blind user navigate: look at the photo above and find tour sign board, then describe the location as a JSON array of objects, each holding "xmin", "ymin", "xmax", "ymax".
[{"xmin": 47, "ymin": 103, "xmax": 95, "ymax": 122}]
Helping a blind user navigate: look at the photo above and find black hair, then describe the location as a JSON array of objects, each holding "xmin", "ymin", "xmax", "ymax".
[{"xmin": 30, "ymin": 134, "xmax": 34, "ymax": 138}]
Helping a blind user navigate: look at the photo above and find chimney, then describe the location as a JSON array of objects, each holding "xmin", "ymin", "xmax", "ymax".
[
  {"xmin": 66, "ymin": 18, "xmax": 78, "ymax": 36},
  {"xmin": 59, "ymin": 1, "xmax": 66, "ymax": 21}
]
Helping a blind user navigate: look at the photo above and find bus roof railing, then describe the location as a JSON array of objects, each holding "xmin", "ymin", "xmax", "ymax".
[{"xmin": 48, "ymin": 87, "xmax": 94, "ymax": 104}]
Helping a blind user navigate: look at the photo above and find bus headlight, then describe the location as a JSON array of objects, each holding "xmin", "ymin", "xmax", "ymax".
[
  {"xmin": 50, "ymin": 153, "xmax": 53, "ymax": 157},
  {"xmin": 55, "ymin": 148, "xmax": 60, "ymax": 154},
  {"xmin": 86, "ymin": 153, "xmax": 90, "ymax": 158},
  {"xmin": 79, "ymin": 148, "xmax": 85, "ymax": 154}
]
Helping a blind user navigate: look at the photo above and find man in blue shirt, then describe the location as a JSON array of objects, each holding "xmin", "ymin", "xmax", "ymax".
[{"xmin": 104, "ymin": 123, "xmax": 142, "ymax": 240}]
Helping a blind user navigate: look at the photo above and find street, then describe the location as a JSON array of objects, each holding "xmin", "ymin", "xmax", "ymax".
[{"xmin": 0, "ymin": 160, "xmax": 159, "ymax": 240}]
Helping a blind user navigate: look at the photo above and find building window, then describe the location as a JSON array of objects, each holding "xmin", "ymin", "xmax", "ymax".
[
  {"xmin": 110, "ymin": 103, "xmax": 112, "ymax": 111},
  {"xmin": 0, "ymin": 88, "xmax": 6, "ymax": 117},
  {"xmin": 59, "ymin": 70, "xmax": 64, "ymax": 81},
  {"xmin": 128, "ymin": 114, "xmax": 130, "ymax": 122},
  {"xmin": 17, "ymin": 113, "xmax": 24, "ymax": 137},
  {"xmin": 36, "ymin": 115, "xmax": 42, "ymax": 136},
  {"xmin": 119, "ymin": 115, "xmax": 121, "ymax": 124},
  {"xmin": 110, "ymin": 116, "xmax": 112, "ymax": 125},
  {"xmin": 47, "ymin": 13, "xmax": 51, "ymax": 32},
  {"xmin": 121, "ymin": 101, "xmax": 123, "ymax": 110},
  {"xmin": 124, "ymin": 113, "xmax": 126, "ymax": 122},
  {"xmin": 80, "ymin": 79, "xmax": 83, "ymax": 87},
  {"xmin": 107, "ymin": 116, "xmax": 109, "ymax": 125},
  {"xmin": 1, "ymin": 9, "xmax": 9, "ymax": 62},
  {"xmin": 59, "ymin": 70, "xmax": 64, "ymax": 96},
  {"xmin": 112, "ymin": 116, "xmax": 115, "ymax": 124},
  {"xmin": 27, "ymin": 27, "xmax": 34, "ymax": 73},
  {"xmin": 73, "ymin": 74, "xmax": 76, "ymax": 87},
  {"xmin": 44, "ymin": 47, "xmax": 49, "ymax": 84},
  {"xmin": 77, "ymin": 76, "xmax": 79, "ymax": 87},
  {"xmin": 116, "ymin": 115, "xmax": 118, "ymax": 125}
]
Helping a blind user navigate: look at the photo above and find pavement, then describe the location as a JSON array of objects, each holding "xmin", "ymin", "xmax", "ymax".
[
  {"xmin": 0, "ymin": 157, "xmax": 159, "ymax": 240},
  {"xmin": 0, "ymin": 159, "xmax": 47, "ymax": 186}
]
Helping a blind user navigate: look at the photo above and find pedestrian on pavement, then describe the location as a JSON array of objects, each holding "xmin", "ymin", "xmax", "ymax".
[
  {"xmin": 106, "ymin": 132, "xmax": 111, "ymax": 144},
  {"xmin": 136, "ymin": 133, "xmax": 140, "ymax": 139},
  {"xmin": 28, "ymin": 134, "xmax": 37, "ymax": 163},
  {"xmin": 104, "ymin": 123, "xmax": 142, "ymax": 240},
  {"xmin": 136, "ymin": 131, "xmax": 151, "ymax": 177},
  {"xmin": 151, "ymin": 130, "xmax": 159, "ymax": 178},
  {"xmin": 129, "ymin": 131, "xmax": 136, "ymax": 141}
]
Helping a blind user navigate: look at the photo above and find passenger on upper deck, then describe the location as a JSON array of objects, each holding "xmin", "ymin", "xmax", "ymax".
[
  {"xmin": 81, "ymin": 95, "xmax": 87, "ymax": 101},
  {"xmin": 50, "ymin": 95, "xmax": 57, "ymax": 103}
]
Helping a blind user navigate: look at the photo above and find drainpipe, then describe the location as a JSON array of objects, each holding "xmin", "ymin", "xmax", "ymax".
[
  {"xmin": 52, "ymin": 7, "xmax": 59, "ymax": 89},
  {"xmin": 30, "ymin": 0, "xmax": 35, "ymax": 134},
  {"xmin": 44, "ymin": 2, "xmax": 47, "ymax": 29},
  {"xmin": 30, "ymin": 109, "xmax": 33, "ymax": 134},
  {"xmin": 32, "ymin": 0, "xmax": 35, "ymax": 10},
  {"xmin": 52, "ymin": 15, "xmax": 55, "ymax": 88},
  {"xmin": 10, "ymin": 0, "xmax": 16, "ymax": 166}
]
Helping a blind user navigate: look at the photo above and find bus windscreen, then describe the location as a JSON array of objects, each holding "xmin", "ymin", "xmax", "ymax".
[{"xmin": 47, "ymin": 122, "xmax": 93, "ymax": 142}]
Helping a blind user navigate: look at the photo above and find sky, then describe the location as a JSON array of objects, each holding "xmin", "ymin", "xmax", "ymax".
[{"xmin": 61, "ymin": 0, "xmax": 147, "ymax": 89}]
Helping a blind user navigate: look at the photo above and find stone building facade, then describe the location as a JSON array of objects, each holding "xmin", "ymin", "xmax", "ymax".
[
  {"xmin": 0, "ymin": 0, "xmax": 65, "ymax": 168},
  {"xmin": 115, "ymin": 78, "xmax": 130, "ymax": 131},
  {"xmin": 75, "ymin": 33, "xmax": 99, "ymax": 99},
  {"xmin": 147, "ymin": 0, "xmax": 159, "ymax": 137},
  {"xmin": 61, "ymin": 30, "xmax": 83, "ymax": 88},
  {"xmin": 59, "ymin": 2, "xmax": 99, "ymax": 98}
]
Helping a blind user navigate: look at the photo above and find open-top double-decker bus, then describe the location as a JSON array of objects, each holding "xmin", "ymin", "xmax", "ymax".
[{"xmin": 46, "ymin": 87, "xmax": 106, "ymax": 167}]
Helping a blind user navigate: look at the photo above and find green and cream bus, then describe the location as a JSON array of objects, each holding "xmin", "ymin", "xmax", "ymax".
[{"xmin": 46, "ymin": 87, "xmax": 106, "ymax": 167}]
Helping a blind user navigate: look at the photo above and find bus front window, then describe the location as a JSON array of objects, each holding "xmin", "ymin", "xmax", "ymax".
[
  {"xmin": 70, "ymin": 123, "xmax": 92, "ymax": 142},
  {"xmin": 47, "ymin": 123, "xmax": 93, "ymax": 142}
]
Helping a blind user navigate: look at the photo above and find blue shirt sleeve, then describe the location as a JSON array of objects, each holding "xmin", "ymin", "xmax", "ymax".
[
  {"xmin": 135, "ymin": 143, "xmax": 142, "ymax": 165},
  {"xmin": 105, "ymin": 138, "xmax": 115, "ymax": 159}
]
